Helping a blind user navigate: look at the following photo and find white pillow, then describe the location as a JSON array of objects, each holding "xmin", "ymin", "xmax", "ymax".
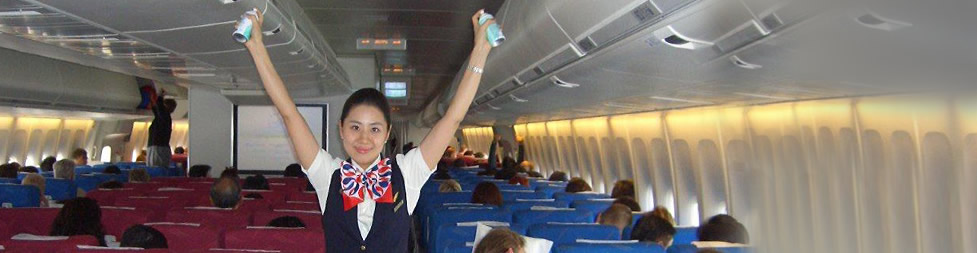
[{"xmin": 472, "ymin": 222, "xmax": 553, "ymax": 253}]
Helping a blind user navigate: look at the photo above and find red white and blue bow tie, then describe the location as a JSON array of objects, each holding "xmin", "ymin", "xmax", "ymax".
[{"xmin": 339, "ymin": 158, "xmax": 393, "ymax": 211}]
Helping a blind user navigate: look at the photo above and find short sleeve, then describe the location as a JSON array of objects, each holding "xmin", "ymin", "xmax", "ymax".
[
  {"xmin": 304, "ymin": 149, "xmax": 343, "ymax": 213},
  {"xmin": 396, "ymin": 148, "xmax": 434, "ymax": 215}
]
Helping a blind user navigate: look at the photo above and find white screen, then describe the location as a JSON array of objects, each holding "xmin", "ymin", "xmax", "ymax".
[{"xmin": 235, "ymin": 105, "xmax": 325, "ymax": 172}]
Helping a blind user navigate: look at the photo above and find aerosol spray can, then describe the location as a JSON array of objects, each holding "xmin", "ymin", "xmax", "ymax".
[
  {"xmin": 478, "ymin": 12, "xmax": 505, "ymax": 47},
  {"xmin": 233, "ymin": 9, "xmax": 258, "ymax": 43}
]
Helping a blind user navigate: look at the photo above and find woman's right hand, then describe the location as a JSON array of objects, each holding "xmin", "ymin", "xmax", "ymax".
[{"xmin": 240, "ymin": 8, "xmax": 264, "ymax": 49}]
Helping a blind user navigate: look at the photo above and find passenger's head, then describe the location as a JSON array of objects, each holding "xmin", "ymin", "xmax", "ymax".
[
  {"xmin": 453, "ymin": 159, "xmax": 467, "ymax": 168},
  {"xmin": 21, "ymin": 173, "xmax": 46, "ymax": 196},
  {"xmin": 443, "ymin": 146, "xmax": 456, "ymax": 159},
  {"xmin": 518, "ymin": 161, "xmax": 534, "ymax": 172},
  {"xmin": 464, "ymin": 150, "xmax": 474, "ymax": 157},
  {"xmin": 188, "ymin": 164, "xmax": 211, "ymax": 178},
  {"xmin": 98, "ymin": 181, "xmax": 125, "ymax": 189},
  {"xmin": 71, "ymin": 148, "xmax": 88, "ymax": 166},
  {"xmin": 283, "ymin": 163, "xmax": 305, "ymax": 178},
  {"xmin": 548, "ymin": 171, "xmax": 569, "ymax": 182},
  {"xmin": 473, "ymin": 228, "xmax": 525, "ymax": 253},
  {"xmin": 697, "ymin": 214, "xmax": 749, "ymax": 244},
  {"xmin": 173, "ymin": 146, "xmax": 185, "ymax": 154},
  {"xmin": 103, "ymin": 165, "xmax": 121, "ymax": 175},
  {"xmin": 243, "ymin": 174, "xmax": 270, "ymax": 190},
  {"xmin": 339, "ymin": 88, "xmax": 392, "ymax": 169},
  {"xmin": 163, "ymin": 99, "xmax": 177, "ymax": 114},
  {"xmin": 53, "ymin": 159, "xmax": 76, "ymax": 180},
  {"xmin": 565, "ymin": 177, "xmax": 592, "ymax": 193},
  {"xmin": 439, "ymin": 180, "xmax": 462, "ymax": 193},
  {"xmin": 129, "ymin": 168, "xmax": 151, "ymax": 183},
  {"xmin": 495, "ymin": 167, "xmax": 518, "ymax": 181},
  {"xmin": 611, "ymin": 180, "xmax": 635, "ymax": 199},
  {"xmin": 471, "ymin": 182, "xmax": 502, "ymax": 206},
  {"xmin": 0, "ymin": 163, "xmax": 16, "ymax": 178},
  {"xmin": 613, "ymin": 196, "xmax": 641, "ymax": 212},
  {"xmin": 120, "ymin": 225, "xmax": 168, "ymax": 249},
  {"xmin": 19, "ymin": 166, "xmax": 39, "ymax": 174},
  {"xmin": 210, "ymin": 177, "xmax": 242, "ymax": 209},
  {"xmin": 508, "ymin": 176, "xmax": 529, "ymax": 186},
  {"xmin": 630, "ymin": 214, "xmax": 676, "ymax": 248},
  {"xmin": 50, "ymin": 197, "xmax": 105, "ymax": 240},
  {"xmin": 40, "ymin": 156, "xmax": 57, "ymax": 171},
  {"xmin": 598, "ymin": 204, "xmax": 634, "ymax": 233},
  {"xmin": 220, "ymin": 167, "xmax": 239, "ymax": 179},
  {"xmin": 650, "ymin": 206, "xmax": 675, "ymax": 226},
  {"xmin": 501, "ymin": 157, "xmax": 518, "ymax": 170},
  {"xmin": 267, "ymin": 216, "xmax": 306, "ymax": 228},
  {"xmin": 474, "ymin": 152, "xmax": 486, "ymax": 159}
]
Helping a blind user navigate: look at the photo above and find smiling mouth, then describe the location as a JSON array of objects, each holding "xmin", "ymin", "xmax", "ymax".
[{"xmin": 354, "ymin": 147, "xmax": 371, "ymax": 154}]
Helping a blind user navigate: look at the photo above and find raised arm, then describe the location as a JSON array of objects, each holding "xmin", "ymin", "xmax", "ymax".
[
  {"xmin": 242, "ymin": 10, "xmax": 320, "ymax": 169},
  {"xmin": 417, "ymin": 10, "xmax": 496, "ymax": 170}
]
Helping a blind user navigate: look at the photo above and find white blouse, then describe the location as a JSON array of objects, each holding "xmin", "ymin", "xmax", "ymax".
[{"xmin": 304, "ymin": 148, "xmax": 434, "ymax": 240}]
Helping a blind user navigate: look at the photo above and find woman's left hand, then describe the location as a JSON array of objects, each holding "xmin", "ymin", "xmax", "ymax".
[{"xmin": 470, "ymin": 9, "xmax": 495, "ymax": 52}]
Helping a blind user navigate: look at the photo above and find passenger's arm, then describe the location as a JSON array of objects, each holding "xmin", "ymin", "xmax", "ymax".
[
  {"xmin": 418, "ymin": 10, "xmax": 495, "ymax": 170},
  {"xmin": 242, "ymin": 10, "xmax": 320, "ymax": 169}
]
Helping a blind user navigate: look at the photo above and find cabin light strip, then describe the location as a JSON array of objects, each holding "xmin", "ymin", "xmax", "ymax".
[
  {"xmin": 733, "ymin": 92, "xmax": 792, "ymax": 100},
  {"xmin": 649, "ymin": 96, "xmax": 711, "ymax": 105}
]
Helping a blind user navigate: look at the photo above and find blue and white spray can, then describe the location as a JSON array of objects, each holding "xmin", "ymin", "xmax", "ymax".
[
  {"xmin": 233, "ymin": 10, "xmax": 258, "ymax": 43},
  {"xmin": 478, "ymin": 12, "xmax": 505, "ymax": 47}
]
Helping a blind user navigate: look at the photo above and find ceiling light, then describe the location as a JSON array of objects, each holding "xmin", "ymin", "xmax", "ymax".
[
  {"xmin": 856, "ymin": 12, "xmax": 911, "ymax": 31},
  {"xmin": 733, "ymin": 92, "xmax": 792, "ymax": 100},
  {"xmin": 0, "ymin": 10, "xmax": 43, "ymax": 17},
  {"xmin": 604, "ymin": 102, "xmax": 646, "ymax": 110},
  {"xmin": 650, "ymin": 96, "xmax": 710, "ymax": 104}
]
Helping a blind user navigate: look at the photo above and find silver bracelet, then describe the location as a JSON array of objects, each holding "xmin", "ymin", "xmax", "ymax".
[{"xmin": 470, "ymin": 65, "xmax": 484, "ymax": 74}]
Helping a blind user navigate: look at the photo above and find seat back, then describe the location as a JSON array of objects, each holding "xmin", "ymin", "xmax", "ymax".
[
  {"xmin": 166, "ymin": 208, "xmax": 253, "ymax": 229},
  {"xmin": 428, "ymin": 206, "xmax": 511, "ymax": 251},
  {"xmin": 432, "ymin": 222, "xmax": 526, "ymax": 253},
  {"xmin": 270, "ymin": 201, "xmax": 319, "ymax": 211},
  {"xmin": 223, "ymin": 227, "xmax": 324, "ymax": 252},
  {"xmin": 74, "ymin": 245, "xmax": 169, "ymax": 252},
  {"xmin": 286, "ymin": 191, "xmax": 317, "ymax": 202},
  {"xmin": 101, "ymin": 207, "xmax": 152, "ymax": 237},
  {"xmin": 526, "ymin": 223, "xmax": 621, "ymax": 245},
  {"xmin": 0, "ymin": 235, "xmax": 99, "ymax": 252},
  {"xmin": 502, "ymin": 199, "xmax": 569, "ymax": 212},
  {"xmin": 45, "ymin": 178, "xmax": 78, "ymax": 201},
  {"xmin": 555, "ymin": 242, "xmax": 665, "ymax": 253},
  {"xmin": 553, "ymin": 192, "xmax": 611, "ymax": 202},
  {"xmin": 535, "ymin": 184, "xmax": 567, "ymax": 198},
  {"xmin": 570, "ymin": 199, "xmax": 617, "ymax": 217},
  {"xmin": 86, "ymin": 188, "xmax": 139, "ymax": 207},
  {"xmin": 674, "ymin": 226, "xmax": 699, "ymax": 245},
  {"xmin": 241, "ymin": 190, "xmax": 286, "ymax": 205},
  {"xmin": 0, "ymin": 184, "xmax": 41, "ymax": 207},
  {"xmin": 501, "ymin": 190, "xmax": 546, "ymax": 201},
  {"xmin": 114, "ymin": 196, "xmax": 179, "ymax": 221},
  {"xmin": 251, "ymin": 209, "xmax": 323, "ymax": 230},
  {"xmin": 147, "ymin": 223, "xmax": 221, "ymax": 251},
  {"xmin": 0, "ymin": 207, "xmax": 60, "ymax": 237},
  {"xmin": 512, "ymin": 209, "xmax": 595, "ymax": 226}
]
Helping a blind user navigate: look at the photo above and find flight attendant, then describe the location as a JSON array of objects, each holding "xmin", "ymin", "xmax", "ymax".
[{"xmin": 241, "ymin": 9, "xmax": 496, "ymax": 252}]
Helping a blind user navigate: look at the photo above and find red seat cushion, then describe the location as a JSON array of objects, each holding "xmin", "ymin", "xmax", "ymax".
[
  {"xmin": 114, "ymin": 197, "xmax": 181, "ymax": 221},
  {"xmin": 0, "ymin": 208, "xmax": 60, "ymax": 237},
  {"xmin": 251, "ymin": 209, "xmax": 322, "ymax": 230},
  {"xmin": 74, "ymin": 245, "xmax": 170, "ymax": 252},
  {"xmin": 0, "ymin": 235, "xmax": 99, "ymax": 252},
  {"xmin": 241, "ymin": 190, "xmax": 286, "ymax": 205},
  {"xmin": 147, "ymin": 223, "xmax": 222, "ymax": 251},
  {"xmin": 101, "ymin": 207, "xmax": 152, "ymax": 237},
  {"xmin": 286, "ymin": 191, "xmax": 317, "ymax": 202},
  {"xmin": 223, "ymin": 227, "xmax": 324, "ymax": 252},
  {"xmin": 270, "ymin": 201, "xmax": 319, "ymax": 212},
  {"xmin": 165, "ymin": 208, "xmax": 253, "ymax": 229},
  {"xmin": 86, "ymin": 188, "xmax": 140, "ymax": 206}
]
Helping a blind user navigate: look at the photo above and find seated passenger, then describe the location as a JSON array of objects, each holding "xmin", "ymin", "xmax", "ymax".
[
  {"xmin": 188, "ymin": 164, "xmax": 211, "ymax": 178},
  {"xmin": 220, "ymin": 167, "xmax": 239, "ymax": 179},
  {"xmin": 630, "ymin": 214, "xmax": 676, "ymax": 248},
  {"xmin": 120, "ymin": 225, "xmax": 168, "ymax": 249},
  {"xmin": 40, "ymin": 156, "xmax": 57, "ymax": 172},
  {"xmin": 243, "ymin": 174, "xmax": 270, "ymax": 190},
  {"xmin": 19, "ymin": 166, "xmax": 40, "ymax": 174},
  {"xmin": 53, "ymin": 159, "xmax": 77, "ymax": 180},
  {"xmin": 474, "ymin": 227, "xmax": 525, "ymax": 253},
  {"xmin": 547, "ymin": 171, "xmax": 569, "ymax": 182},
  {"xmin": 611, "ymin": 180, "xmax": 635, "ymax": 199},
  {"xmin": 103, "ymin": 165, "xmax": 122, "ymax": 175},
  {"xmin": 170, "ymin": 146, "xmax": 188, "ymax": 169},
  {"xmin": 283, "ymin": 163, "xmax": 305, "ymax": 178},
  {"xmin": 462, "ymin": 150, "xmax": 477, "ymax": 166},
  {"xmin": 697, "ymin": 214, "xmax": 749, "ymax": 244},
  {"xmin": 452, "ymin": 158, "xmax": 467, "ymax": 168},
  {"xmin": 495, "ymin": 167, "xmax": 518, "ymax": 181},
  {"xmin": 210, "ymin": 177, "xmax": 242, "ymax": 209},
  {"xmin": 21, "ymin": 173, "xmax": 48, "ymax": 207},
  {"xmin": 650, "ymin": 206, "xmax": 675, "ymax": 226},
  {"xmin": 0, "ymin": 163, "xmax": 16, "ymax": 178},
  {"xmin": 71, "ymin": 148, "xmax": 89, "ymax": 166},
  {"xmin": 597, "ymin": 204, "xmax": 633, "ymax": 238},
  {"xmin": 439, "ymin": 179, "xmax": 463, "ymax": 193},
  {"xmin": 474, "ymin": 152, "xmax": 486, "ymax": 160},
  {"xmin": 98, "ymin": 181, "xmax": 125, "ymax": 189},
  {"xmin": 471, "ymin": 182, "xmax": 502, "ymax": 206},
  {"xmin": 613, "ymin": 196, "xmax": 641, "ymax": 212},
  {"xmin": 268, "ymin": 216, "xmax": 306, "ymax": 228},
  {"xmin": 129, "ymin": 168, "xmax": 151, "ymax": 183},
  {"xmin": 136, "ymin": 150, "xmax": 147, "ymax": 163},
  {"xmin": 508, "ymin": 175, "xmax": 529, "ymax": 186},
  {"xmin": 50, "ymin": 197, "xmax": 107, "ymax": 246},
  {"xmin": 433, "ymin": 167, "xmax": 453, "ymax": 180},
  {"xmin": 564, "ymin": 177, "xmax": 592, "ymax": 193}
]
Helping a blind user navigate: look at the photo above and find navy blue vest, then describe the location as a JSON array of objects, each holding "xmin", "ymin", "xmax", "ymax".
[{"xmin": 323, "ymin": 159, "xmax": 410, "ymax": 253}]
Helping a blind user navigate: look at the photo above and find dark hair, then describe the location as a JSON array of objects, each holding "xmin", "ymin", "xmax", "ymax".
[
  {"xmin": 268, "ymin": 216, "xmax": 306, "ymax": 228},
  {"xmin": 508, "ymin": 176, "xmax": 528, "ymax": 186},
  {"xmin": 630, "ymin": 214, "xmax": 676, "ymax": 246},
  {"xmin": 0, "ymin": 164, "xmax": 18, "ymax": 178},
  {"xmin": 474, "ymin": 228, "xmax": 525, "ymax": 253},
  {"xmin": 120, "ymin": 225, "xmax": 168, "ymax": 249},
  {"xmin": 452, "ymin": 159, "xmax": 467, "ymax": 168},
  {"xmin": 18, "ymin": 166, "xmax": 39, "ymax": 173},
  {"xmin": 50, "ymin": 197, "xmax": 107, "ymax": 246},
  {"xmin": 565, "ymin": 177, "xmax": 592, "ymax": 193},
  {"xmin": 613, "ymin": 196, "xmax": 642, "ymax": 212},
  {"xmin": 210, "ymin": 177, "xmax": 242, "ymax": 209},
  {"xmin": 611, "ymin": 180, "xmax": 635, "ymax": 199},
  {"xmin": 103, "ymin": 165, "xmax": 122, "ymax": 175},
  {"xmin": 341, "ymin": 88, "xmax": 391, "ymax": 126},
  {"xmin": 163, "ymin": 99, "xmax": 177, "ymax": 113},
  {"xmin": 71, "ymin": 148, "xmax": 88, "ymax": 160},
  {"xmin": 98, "ymin": 181, "xmax": 125, "ymax": 189},
  {"xmin": 526, "ymin": 170, "xmax": 543, "ymax": 178},
  {"xmin": 464, "ymin": 151, "xmax": 474, "ymax": 156},
  {"xmin": 283, "ymin": 163, "xmax": 305, "ymax": 178},
  {"xmin": 494, "ymin": 168, "xmax": 517, "ymax": 181},
  {"xmin": 40, "ymin": 156, "xmax": 57, "ymax": 172},
  {"xmin": 174, "ymin": 147, "xmax": 185, "ymax": 154},
  {"xmin": 598, "ymin": 204, "xmax": 633, "ymax": 233},
  {"xmin": 548, "ymin": 171, "xmax": 569, "ymax": 182},
  {"xmin": 220, "ymin": 167, "xmax": 239, "ymax": 179},
  {"xmin": 697, "ymin": 214, "xmax": 749, "ymax": 244},
  {"xmin": 433, "ymin": 168, "xmax": 452, "ymax": 180},
  {"xmin": 471, "ymin": 182, "xmax": 502, "ymax": 206},
  {"xmin": 188, "ymin": 164, "xmax": 211, "ymax": 178},
  {"xmin": 243, "ymin": 175, "xmax": 270, "ymax": 190},
  {"xmin": 501, "ymin": 157, "xmax": 518, "ymax": 170}
]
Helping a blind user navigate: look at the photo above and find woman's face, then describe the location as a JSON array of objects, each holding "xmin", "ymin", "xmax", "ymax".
[{"xmin": 340, "ymin": 105, "xmax": 390, "ymax": 168}]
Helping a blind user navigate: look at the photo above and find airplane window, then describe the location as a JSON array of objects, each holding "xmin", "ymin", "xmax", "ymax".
[
  {"xmin": 576, "ymin": 137, "xmax": 594, "ymax": 186},
  {"xmin": 27, "ymin": 129, "xmax": 44, "ymax": 166},
  {"xmin": 58, "ymin": 129, "xmax": 72, "ymax": 158},
  {"xmin": 698, "ymin": 140, "xmax": 727, "ymax": 217},
  {"xmin": 0, "ymin": 130, "xmax": 8, "ymax": 162},
  {"xmin": 889, "ymin": 131, "xmax": 919, "ymax": 253},
  {"xmin": 671, "ymin": 139, "xmax": 699, "ymax": 226},
  {"xmin": 547, "ymin": 136, "xmax": 561, "ymax": 174},
  {"xmin": 631, "ymin": 138, "xmax": 655, "ymax": 210},
  {"xmin": 9, "ymin": 130, "xmax": 27, "ymax": 164},
  {"xmin": 73, "ymin": 130, "xmax": 87, "ymax": 150},
  {"xmin": 563, "ymin": 137, "xmax": 579, "ymax": 178},
  {"xmin": 860, "ymin": 130, "xmax": 886, "ymax": 253},
  {"xmin": 43, "ymin": 130, "xmax": 59, "ymax": 158},
  {"xmin": 833, "ymin": 128, "xmax": 859, "ymax": 251},
  {"xmin": 588, "ymin": 137, "xmax": 605, "ymax": 191},
  {"xmin": 601, "ymin": 137, "xmax": 618, "ymax": 192},
  {"xmin": 781, "ymin": 136, "xmax": 814, "ymax": 249},
  {"xmin": 650, "ymin": 138, "xmax": 674, "ymax": 213},
  {"xmin": 615, "ymin": 138, "xmax": 634, "ymax": 181},
  {"xmin": 920, "ymin": 132, "xmax": 953, "ymax": 252},
  {"xmin": 101, "ymin": 146, "xmax": 113, "ymax": 163},
  {"xmin": 725, "ymin": 140, "xmax": 756, "ymax": 233}
]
